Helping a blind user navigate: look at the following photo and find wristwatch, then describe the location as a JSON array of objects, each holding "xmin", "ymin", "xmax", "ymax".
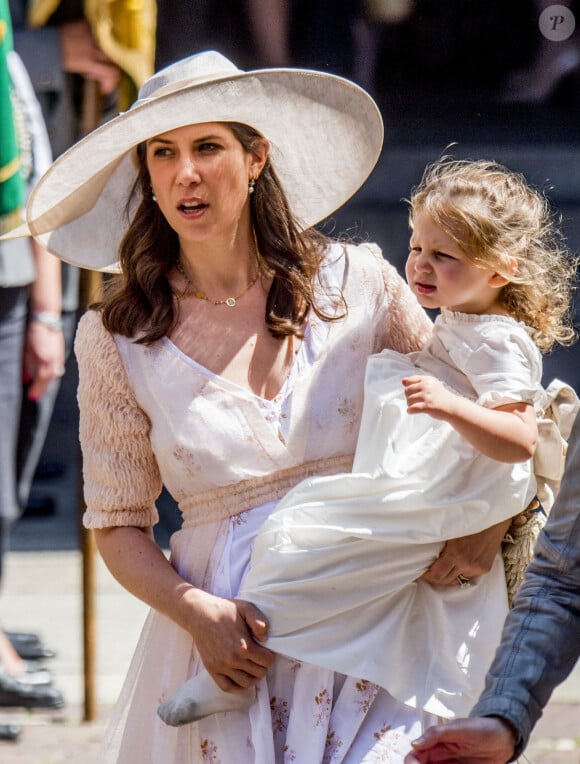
[{"xmin": 29, "ymin": 311, "xmax": 63, "ymax": 332}]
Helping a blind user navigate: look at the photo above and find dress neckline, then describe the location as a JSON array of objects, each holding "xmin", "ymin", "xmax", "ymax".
[
  {"xmin": 437, "ymin": 310, "xmax": 527, "ymax": 330},
  {"xmin": 161, "ymin": 320, "xmax": 312, "ymax": 405}
]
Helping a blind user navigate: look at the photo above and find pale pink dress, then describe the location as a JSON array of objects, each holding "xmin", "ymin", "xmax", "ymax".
[{"xmin": 76, "ymin": 243, "xmax": 437, "ymax": 763}]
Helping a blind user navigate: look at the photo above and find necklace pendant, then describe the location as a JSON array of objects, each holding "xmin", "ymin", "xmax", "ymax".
[{"xmin": 225, "ymin": 297, "xmax": 237, "ymax": 307}]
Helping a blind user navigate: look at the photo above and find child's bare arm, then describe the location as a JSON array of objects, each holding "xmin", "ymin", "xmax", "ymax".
[{"xmin": 402, "ymin": 375, "xmax": 537, "ymax": 463}]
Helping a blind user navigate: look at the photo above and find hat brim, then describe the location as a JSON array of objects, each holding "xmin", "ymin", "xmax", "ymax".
[{"xmin": 22, "ymin": 68, "xmax": 384, "ymax": 272}]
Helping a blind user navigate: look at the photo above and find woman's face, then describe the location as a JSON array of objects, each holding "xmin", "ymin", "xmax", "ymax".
[{"xmin": 146, "ymin": 122, "xmax": 268, "ymax": 246}]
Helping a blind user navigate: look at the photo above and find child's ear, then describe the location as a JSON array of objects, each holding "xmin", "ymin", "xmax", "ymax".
[
  {"xmin": 488, "ymin": 257, "xmax": 517, "ymax": 289},
  {"xmin": 488, "ymin": 272, "xmax": 511, "ymax": 289}
]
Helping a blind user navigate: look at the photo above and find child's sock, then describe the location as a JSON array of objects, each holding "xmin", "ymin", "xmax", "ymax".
[{"xmin": 157, "ymin": 667, "xmax": 256, "ymax": 726}]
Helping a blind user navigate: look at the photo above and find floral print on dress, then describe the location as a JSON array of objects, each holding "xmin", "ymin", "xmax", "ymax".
[
  {"xmin": 288, "ymin": 658, "xmax": 302, "ymax": 674},
  {"xmin": 355, "ymin": 679, "xmax": 380, "ymax": 715},
  {"xmin": 283, "ymin": 744, "xmax": 297, "ymax": 762},
  {"xmin": 322, "ymin": 729, "xmax": 344, "ymax": 763},
  {"xmin": 365, "ymin": 723, "xmax": 406, "ymax": 763},
  {"xmin": 172, "ymin": 442, "xmax": 204, "ymax": 486},
  {"xmin": 337, "ymin": 396, "xmax": 358, "ymax": 434},
  {"xmin": 232, "ymin": 510, "xmax": 249, "ymax": 527},
  {"xmin": 200, "ymin": 737, "xmax": 221, "ymax": 763},
  {"xmin": 314, "ymin": 687, "xmax": 332, "ymax": 727},
  {"xmin": 270, "ymin": 695, "xmax": 290, "ymax": 735}
]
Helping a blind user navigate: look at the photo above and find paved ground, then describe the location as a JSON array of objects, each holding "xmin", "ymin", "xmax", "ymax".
[
  {"xmin": 2, "ymin": 48, "xmax": 580, "ymax": 764},
  {"xmin": 0, "ymin": 552, "xmax": 142, "ymax": 763}
]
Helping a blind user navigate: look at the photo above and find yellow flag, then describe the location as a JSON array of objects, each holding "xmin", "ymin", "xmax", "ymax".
[
  {"xmin": 85, "ymin": 0, "xmax": 156, "ymax": 108},
  {"xmin": 26, "ymin": 0, "xmax": 60, "ymax": 27},
  {"xmin": 28, "ymin": 0, "xmax": 156, "ymax": 109}
]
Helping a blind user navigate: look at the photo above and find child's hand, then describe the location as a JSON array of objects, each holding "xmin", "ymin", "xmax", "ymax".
[{"xmin": 402, "ymin": 375, "xmax": 456, "ymax": 420}]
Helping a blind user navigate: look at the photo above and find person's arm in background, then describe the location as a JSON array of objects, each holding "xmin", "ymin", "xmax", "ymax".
[
  {"xmin": 25, "ymin": 238, "xmax": 64, "ymax": 401},
  {"xmin": 56, "ymin": 18, "xmax": 119, "ymax": 95},
  {"xmin": 7, "ymin": 48, "xmax": 64, "ymax": 402},
  {"xmin": 406, "ymin": 412, "xmax": 580, "ymax": 763}
]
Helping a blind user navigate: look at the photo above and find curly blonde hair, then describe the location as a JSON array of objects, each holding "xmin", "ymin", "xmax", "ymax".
[{"xmin": 408, "ymin": 158, "xmax": 577, "ymax": 352}]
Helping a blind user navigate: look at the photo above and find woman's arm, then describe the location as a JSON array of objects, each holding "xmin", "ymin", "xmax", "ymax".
[
  {"xmin": 403, "ymin": 375, "xmax": 538, "ymax": 462},
  {"xmin": 94, "ymin": 525, "xmax": 274, "ymax": 692},
  {"xmin": 76, "ymin": 314, "xmax": 273, "ymax": 691}
]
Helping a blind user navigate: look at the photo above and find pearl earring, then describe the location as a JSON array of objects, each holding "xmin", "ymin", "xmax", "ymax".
[
  {"xmin": 248, "ymin": 177, "xmax": 256, "ymax": 195},
  {"xmin": 151, "ymin": 186, "xmax": 157, "ymax": 202}
]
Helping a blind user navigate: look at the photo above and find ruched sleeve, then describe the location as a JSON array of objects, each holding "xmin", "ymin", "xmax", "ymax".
[
  {"xmin": 364, "ymin": 243, "xmax": 432, "ymax": 355},
  {"xmin": 75, "ymin": 310, "xmax": 162, "ymax": 529}
]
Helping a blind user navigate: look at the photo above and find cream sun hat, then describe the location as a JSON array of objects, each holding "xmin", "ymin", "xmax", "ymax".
[{"xmin": 5, "ymin": 50, "xmax": 384, "ymax": 272}]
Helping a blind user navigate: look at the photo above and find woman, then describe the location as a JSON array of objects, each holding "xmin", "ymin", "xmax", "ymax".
[{"xmin": 7, "ymin": 51, "xmax": 512, "ymax": 763}]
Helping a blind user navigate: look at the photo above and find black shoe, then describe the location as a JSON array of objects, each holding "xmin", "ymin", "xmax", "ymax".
[
  {"xmin": 5, "ymin": 631, "xmax": 41, "ymax": 645},
  {"xmin": 0, "ymin": 723, "xmax": 21, "ymax": 741},
  {"xmin": 6, "ymin": 633, "xmax": 56, "ymax": 661},
  {"xmin": 10, "ymin": 644, "xmax": 56, "ymax": 661},
  {"xmin": 0, "ymin": 673, "xmax": 64, "ymax": 709}
]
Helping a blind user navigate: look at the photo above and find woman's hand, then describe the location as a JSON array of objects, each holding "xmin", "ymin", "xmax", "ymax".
[
  {"xmin": 422, "ymin": 519, "xmax": 511, "ymax": 587},
  {"xmin": 186, "ymin": 590, "xmax": 275, "ymax": 693},
  {"xmin": 94, "ymin": 527, "xmax": 274, "ymax": 694}
]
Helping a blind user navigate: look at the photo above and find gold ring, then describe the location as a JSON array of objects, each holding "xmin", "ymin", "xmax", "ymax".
[{"xmin": 457, "ymin": 574, "xmax": 472, "ymax": 589}]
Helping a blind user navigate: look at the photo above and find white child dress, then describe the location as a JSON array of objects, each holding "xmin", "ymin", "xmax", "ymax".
[{"xmin": 237, "ymin": 310, "xmax": 547, "ymax": 720}]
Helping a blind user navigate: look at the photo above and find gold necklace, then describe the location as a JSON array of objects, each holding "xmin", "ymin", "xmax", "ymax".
[{"xmin": 176, "ymin": 258, "xmax": 260, "ymax": 307}]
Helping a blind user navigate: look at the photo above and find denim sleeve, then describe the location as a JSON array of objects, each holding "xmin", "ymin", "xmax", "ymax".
[{"xmin": 471, "ymin": 412, "xmax": 580, "ymax": 759}]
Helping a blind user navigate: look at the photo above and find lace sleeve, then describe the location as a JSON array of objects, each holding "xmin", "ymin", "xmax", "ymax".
[{"xmin": 75, "ymin": 311, "xmax": 162, "ymax": 529}]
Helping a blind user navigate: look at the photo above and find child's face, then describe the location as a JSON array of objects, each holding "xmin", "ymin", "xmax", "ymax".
[{"xmin": 405, "ymin": 211, "xmax": 506, "ymax": 314}]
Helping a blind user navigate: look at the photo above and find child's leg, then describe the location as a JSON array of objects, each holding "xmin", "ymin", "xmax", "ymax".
[{"xmin": 157, "ymin": 667, "xmax": 256, "ymax": 726}]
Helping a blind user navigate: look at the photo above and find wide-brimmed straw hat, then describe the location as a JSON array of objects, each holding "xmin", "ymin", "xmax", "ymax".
[{"xmin": 6, "ymin": 50, "xmax": 384, "ymax": 272}]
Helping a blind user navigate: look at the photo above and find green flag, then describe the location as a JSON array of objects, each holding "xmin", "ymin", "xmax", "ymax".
[{"xmin": 0, "ymin": 0, "xmax": 24, "ymax": 233}]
